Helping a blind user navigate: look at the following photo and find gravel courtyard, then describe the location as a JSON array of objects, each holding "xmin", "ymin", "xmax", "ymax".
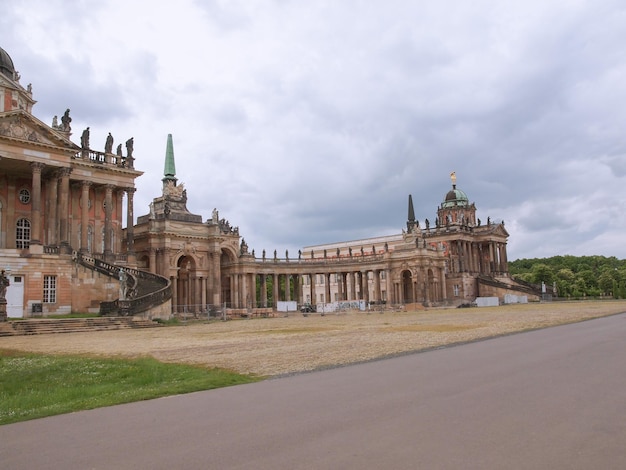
[{"xmin": 2, "ymin": 301, "xmax": 626, "ymax": 377}]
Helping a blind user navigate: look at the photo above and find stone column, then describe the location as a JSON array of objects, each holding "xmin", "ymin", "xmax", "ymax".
[
  {"xmin": 422, "ymin": 268, "xmax": 430, "ymax": 305},
  {"xmin": 385, "ymin": 269, "xmax": 392, "ymax": 303},
  {"xmin": 325, "ymin": 273, "xmax": 331, "ymax": 304},
  {"xmin": 284, "ymin": 274, "xmax": 291, "ymax": 302},
  {"xmin": 233, "ymin": 274, "xmax": 240, "ymax": 308},
  {"xmin": 212, "ymin": 251, "xmax": 221, "ymax": 306},
  {"xmin": 58, "ymin": 168, "xmax": 71, "ymax": 250},
  {"xmin": 349, "ymin": 272, "xmax": 356, "ymax": 301},
  {"xmin": 361, "ymin": 271, "xmax": 369, "ymax": 303},
  {"xmin": 200, "ymin": 276, "xmax": 206, "ymax": 311},
  {"xmin": 273, "ymin": 273, "xmax": 279, "ymax": 306},
  {"xmin": 293, "ymin": 274, "xmax": 300, "ymax": 305},
  {"xmin": 47, "ymin": 176, "xmax": 58, "ymax": 245},
  {"xmin": 374, "ymin": 270, "xmax": 381, "ymax": 303},
  {"xmin": 171, "ymin": 276, "xmax": 177, "ymax": 313},
  {"xmin": 195, "ymin": 276, "xmax": 202, "ymax": 312},
  {"xmin": 125, "ymin": 187, "xmax": 135, "ymax": 253},
  {"xmin": 498, "ymin": 243, "xmax": 506, "ymax": 273},
  {"xmin": 439, "ymin": 267, "xmax": 447, "ymax": 301},
  {"xmin": 30, "ymin": 162, "xmax": 44, "ymax": 246},
  {"xmin": 310, "ymin": 274, "xmax": 316, "ymax": 305},
  {"xmin": 80, "ymin": 181, "xmax": 91, "ymax": 252},
  {"xmin": 261, "ymin": 274, "xmax": 268, "ymax": 307},
  {"xmin": 103, "ymin": 185, "xmax": 114, "ymax": 258},
  {"xmin": 241, "ymin": 273, "xmax": 248, "ymax": 309}
]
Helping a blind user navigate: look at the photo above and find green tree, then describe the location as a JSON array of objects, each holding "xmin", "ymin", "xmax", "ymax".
[
  {"xmin": 598, "ymin": 270, "xmax": 616, "ymax": 295},
  {"xmin": 531, "ymin": 263, "xmax": 554, "ymax": 285}
]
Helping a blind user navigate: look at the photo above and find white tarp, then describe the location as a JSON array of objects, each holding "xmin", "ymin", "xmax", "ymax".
[
  {"xmin": 475, "ymin": 297, "xmax": 499, "ymax": 307},
  {"xmin": 276, "ymin": 301, "xmax": 298, "ymax": 312},
  {"xmin": 317, "ymin": 300, "xmax": 367, "ymax": 313},
  {"xmin": 504, "ymin": 294, "xmax": 528, "ymax": 304}
]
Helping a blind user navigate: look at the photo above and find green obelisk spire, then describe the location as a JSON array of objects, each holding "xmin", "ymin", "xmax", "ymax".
[
  {"xmin": 407, "ymin": 194, "xmax": 416, "ymax": 232},
  {"xmin": 162, "ymin": 133, "xmax": 177, "ymax": 186}
]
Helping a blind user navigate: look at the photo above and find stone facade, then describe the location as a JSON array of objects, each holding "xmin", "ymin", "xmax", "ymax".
[
  {"xmin": 1, "ymin": 45, "xmax": 533, "ymax": 319},
  {"xmin": 0, "ymin": 47, "xmax": 141, "ymax": 317},
  {"xmin": 132, "ymin": 140, "xmax": 529, "ymax": 315}
]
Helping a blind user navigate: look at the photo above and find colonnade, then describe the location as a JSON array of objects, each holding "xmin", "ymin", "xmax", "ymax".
[
  {"xmin": 453, "ymin": 240, "xmax": 508, "ymax": 274},
  {"xmin": 21, "ymin": 162, "xmax": 135, "ymax": 256},
  {"xmin": 167, "ymin": 258, "xmax": 457, "ymax": 312}
]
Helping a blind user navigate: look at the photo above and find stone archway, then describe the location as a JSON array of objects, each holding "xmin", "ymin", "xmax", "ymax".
[
  {"xmin": 402, "ymin": 270, "xmax": 414, "ymax": 304},
  {"xmin": 176, "ymin": 255, "xmax": 197, "ymax": 313}
]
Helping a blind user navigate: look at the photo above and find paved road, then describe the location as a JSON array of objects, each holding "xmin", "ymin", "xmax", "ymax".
[{"xmin": 2, "ymin": 314, "xmax": 626, "ymax": 469}]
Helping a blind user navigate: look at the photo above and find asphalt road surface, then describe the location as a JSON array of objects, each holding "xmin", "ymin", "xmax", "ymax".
[{"xmin": 2, "ymin": 314, "xmax": 625, "ymax": 469}]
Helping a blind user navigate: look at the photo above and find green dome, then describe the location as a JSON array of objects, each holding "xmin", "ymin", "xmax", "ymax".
[
  {"xmin": 0, "ymin": 46, "xmax": 16, "ymax": 79},
  {"xmin": 441, "ymin": 186, "xmax": 469, "ymax": 208}
]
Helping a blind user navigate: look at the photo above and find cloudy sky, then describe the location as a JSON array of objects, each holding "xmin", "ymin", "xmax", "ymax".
[{"xmin": 3, "ymin": 0, "xmax": 625, "ymax": 260}]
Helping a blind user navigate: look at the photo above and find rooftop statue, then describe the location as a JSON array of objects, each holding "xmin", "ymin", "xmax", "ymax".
[{"xmin": 105, "ymin": 133, "xmax": 114, "ymax": 153}]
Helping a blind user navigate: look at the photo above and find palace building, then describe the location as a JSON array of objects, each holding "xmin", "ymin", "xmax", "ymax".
[{"xmin": 0, "ymin": 46, "xmax": 536, "ymax": 320}]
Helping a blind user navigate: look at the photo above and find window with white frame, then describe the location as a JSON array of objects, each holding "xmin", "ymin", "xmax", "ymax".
[
  {"xmin": 453, "ymin": 284, "xmax": 460, "ymax": 296},
  {"xmin": 18, "ymin": 188, "xmax": 31, "ymax": 204},
  {"xmin": 43, "ymin": 275, "xmax": 57, "ymax": 303},
  {"xmin": 16, "ymin": 218, "xmax": 30, "ymax": 249}
]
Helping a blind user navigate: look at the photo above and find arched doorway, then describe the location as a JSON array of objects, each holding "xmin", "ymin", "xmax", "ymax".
[
  {"xmin": 177, "ymin": 255, "xmax": 196, "ymax": 313},
  {"xmin": 402, "ymin": 270, "xmax": 414, "ymax": 304}
]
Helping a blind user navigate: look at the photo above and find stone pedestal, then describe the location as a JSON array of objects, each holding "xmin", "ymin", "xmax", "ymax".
[{"xmin": 0, "ymin": 299, "xmax": 7, "ymax": 322}]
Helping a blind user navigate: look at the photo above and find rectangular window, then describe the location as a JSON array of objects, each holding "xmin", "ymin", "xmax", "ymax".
[
  {"xmin": 453, "ymin": 284, "xmax": 460, "ymax": 296},
  {"xmin": 43, "ymin": 275, "xmax": 57, "ymax": 303}
]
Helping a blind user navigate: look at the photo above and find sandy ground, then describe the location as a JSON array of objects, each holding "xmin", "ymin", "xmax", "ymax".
[{"xmin": 2, "ymin": 301, "xmax": 626, "ymax": 377}]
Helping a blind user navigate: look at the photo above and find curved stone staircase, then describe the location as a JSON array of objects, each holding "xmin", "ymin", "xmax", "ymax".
[{"xmin": 73, "ymin": 252, "xmax": 172, "ymax": 316}]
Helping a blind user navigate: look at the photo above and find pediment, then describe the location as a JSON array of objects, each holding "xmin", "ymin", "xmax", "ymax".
[
  {"xmin": 0, "ymin": 111, "xmax": 78, "ymax": 151},
  {"xmin": 491, "ymin": 223, "xmax": 509, "ymax": 237}
]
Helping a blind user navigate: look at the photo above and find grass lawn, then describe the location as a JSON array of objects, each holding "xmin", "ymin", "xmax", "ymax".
[{"xmin": 0, "ymin": 349, "xmax": 260, "ymax": 425}]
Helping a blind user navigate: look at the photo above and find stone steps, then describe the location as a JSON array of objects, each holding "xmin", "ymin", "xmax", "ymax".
[{"xmin": 0, "ymin": 317, "xmax": 162, "ymax": 337}]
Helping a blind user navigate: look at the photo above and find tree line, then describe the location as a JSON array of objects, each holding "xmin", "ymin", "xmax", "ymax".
[{"xmin": 509, "ymin": 255, "xmax": 626, "ymax": 299}]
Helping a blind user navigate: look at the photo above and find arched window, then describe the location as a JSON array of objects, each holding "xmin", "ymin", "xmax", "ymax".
[
  {"xmin": 87, "ymin": 225, "xmax": 93, "ymax": 253},
  {"xmin": 16, "ymin": 218, "xmax": 31, "ymax": 249},
  {"xmin": 78, "ymin": 225, "xmax": 95, "ymax": 253}
]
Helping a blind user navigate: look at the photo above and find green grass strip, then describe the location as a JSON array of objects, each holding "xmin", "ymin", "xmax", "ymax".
[{"xmin": 0, "ymin": 349, "xmax": 260, "ymax": 425}]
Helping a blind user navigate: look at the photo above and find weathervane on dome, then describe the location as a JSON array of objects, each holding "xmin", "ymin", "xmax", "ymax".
[{"xmin": 450, "ymin": 171, "xmax": 457, "ymax": 188}]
